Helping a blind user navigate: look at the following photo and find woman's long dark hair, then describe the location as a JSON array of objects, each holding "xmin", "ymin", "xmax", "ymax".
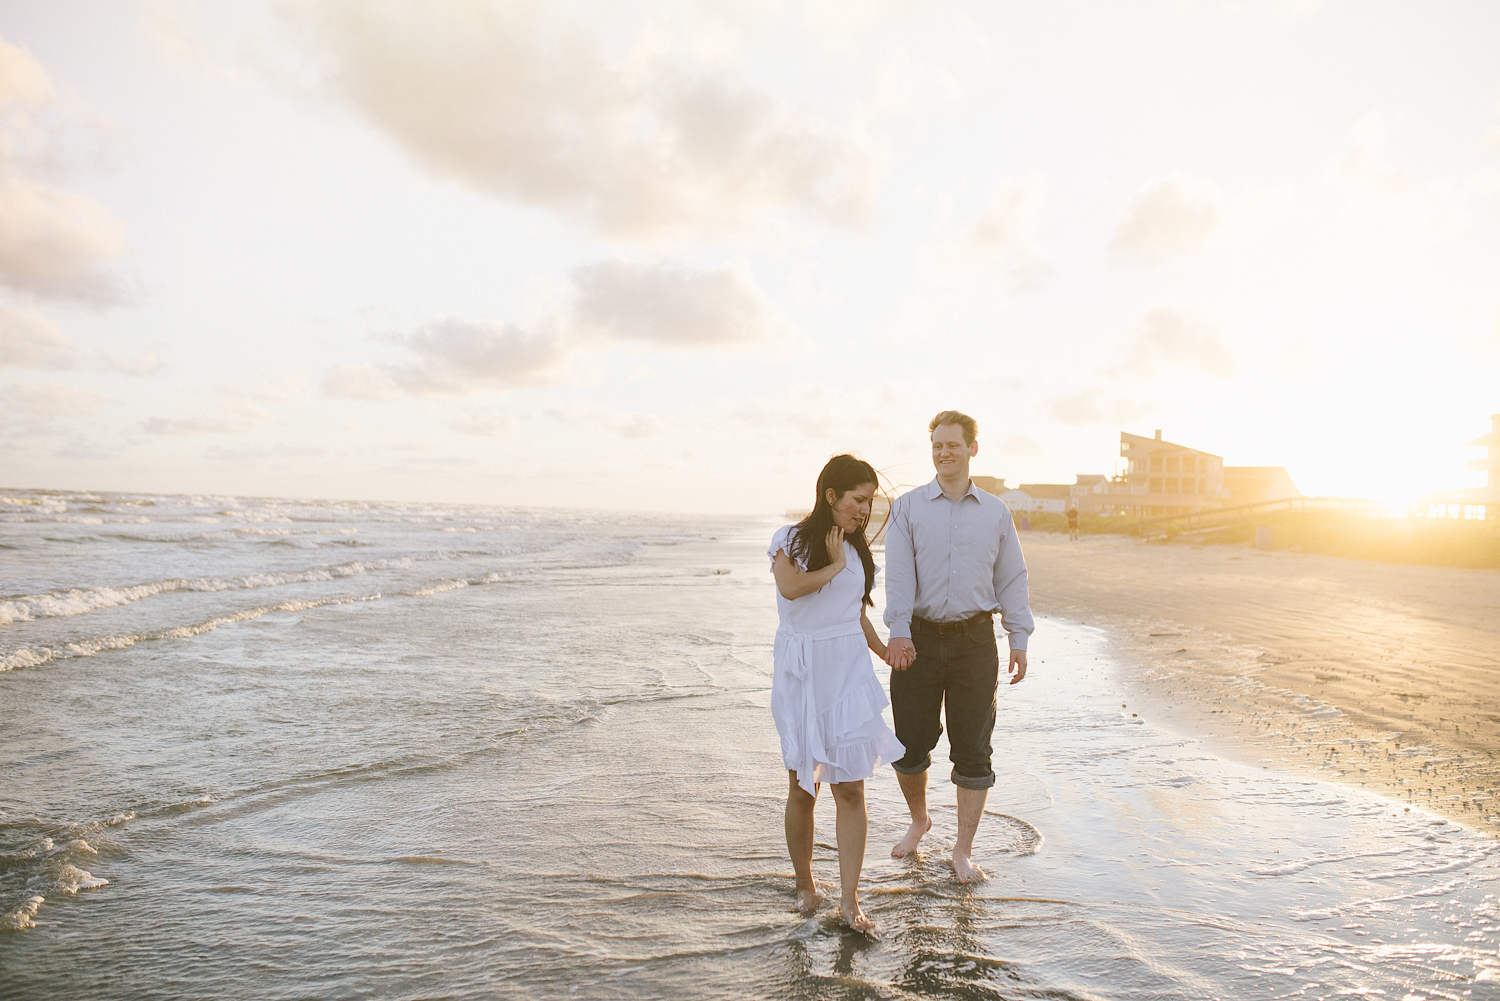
[{"xmin": 789, "ymin": 454, "xmax": 880, "ymax": 607}]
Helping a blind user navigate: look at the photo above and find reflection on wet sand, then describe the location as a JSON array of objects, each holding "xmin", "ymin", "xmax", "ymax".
[{"xmin": 1025, "ymin": 531, "xmax": 1500, "ymax": 832}]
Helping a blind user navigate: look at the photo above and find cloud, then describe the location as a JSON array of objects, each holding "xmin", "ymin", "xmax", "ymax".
[
  {"xmin": 0, "ymin": 36, "xmax": 128, "ymax": 305},
  {"xmin": 0, "ymin": 180, "xmax": 128, "ymax": 305},
  {"xmin": 218, "ymin": 373, "xmax": 305, "ymax": 401},
  {"xmin": 1044, "ymin": 387, "xmax": 1158, "ymax": 426},
  {"xmin": 1046, "ymin": 390, "xmax": 1157, "ymax": 428},
  {"xmin": 720, "ymin": 382, "xmax": 908, "ymax": 441},
  {"xmin": 322, "ymin": 363, "xmax": 400, "ymax": 400},
  {"xmin": 0, "ymin": 33, "xmax": 54, "ymax": 109},
  {"xmin": 0, "ymin": 303, "xmax": 73, "ymax": 368},
  {"xmin": 548, "ymin": 404, "xmax": 668, "ymax": 439},
  {"xmin": 1110, "ymin": 307, "xmax": 1237, "ymax": 379},
  {"xmin": 390, "ymin": 318, "xmax": 574, "ymax": 395},
  {"xmin": 451, "ymin": 411, "xmax": 516, "ymax": 436},
  {"xmin": 1110, "ymin": 177, "xmax": 1221, "ymax": 266},
  {"xmin": 138, "ymin": 0, "xmax": 245, "ymax": 86},
  {"xmin": 292, "ymin": 1, "xmax": 874, "ymax": 239},
  {"xmin": 994, "ymin": 434, "xmax": 1042, "ymax": 456},
  {"xmin": 141, "ymin": 399, "xmax": 266, "ymax": 435},
  {"xmin": 571, "ymin": 259, "xmax": 785, "ymax": 348},
  {"xmin": 325, "ymin": 258, "xmax": 788, "ymax": 398},
  {"xmin": 98, "ymin": 348, "xmax": 163, "ymax": 376},
  {"xmin": 2, "ymin": 379, "xmax": 106, "ymax": 416},
  {"xmin": 1046, "ymin": 390, "xmax": 1104, "ymax": 427},
  {"xmin": 959, "ymin": 176, "xmax": 1051, "ymax": 291}
]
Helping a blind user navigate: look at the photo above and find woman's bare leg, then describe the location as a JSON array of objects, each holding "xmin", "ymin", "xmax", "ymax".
[
  {"xmin": 830, "ymin": 780, "xmax": 874, "ymax": 932},
  {"xmin": 785, "ymin": 771, "xmax": 820, "ymax": 912}
]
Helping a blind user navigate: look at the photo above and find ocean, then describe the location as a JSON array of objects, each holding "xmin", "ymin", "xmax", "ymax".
[{"xmin": 2, "ymin": 488, "xmax": 1497, "ymax": 999}]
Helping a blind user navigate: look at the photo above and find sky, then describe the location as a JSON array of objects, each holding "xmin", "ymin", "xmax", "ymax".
[{"xmin": 1, "ymin": 0, "xmax": 1497, "ymax": 514}]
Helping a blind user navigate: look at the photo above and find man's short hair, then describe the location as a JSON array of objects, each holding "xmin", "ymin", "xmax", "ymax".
[{"xmin": 929, "ymin": 410, "xmax": 978, "ymax": 445}]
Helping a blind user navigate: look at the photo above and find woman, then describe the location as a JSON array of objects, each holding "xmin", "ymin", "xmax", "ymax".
[{"xmin": 768, "ymin": 454, "xmax": 904, "ymax": 933}]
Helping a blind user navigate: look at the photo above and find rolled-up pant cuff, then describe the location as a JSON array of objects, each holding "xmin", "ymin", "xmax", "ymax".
[
  {"xmin": 951, "ymin": 768, "xmax": 995, "ymax": 790},
  {"xmin": 892, "ymin": 754, "xmax": 932, "ymax": 776}
]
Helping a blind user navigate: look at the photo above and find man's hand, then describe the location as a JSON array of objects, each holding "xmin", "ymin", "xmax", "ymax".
[
  {"xmin": 886, "ymin": 637, "xmax": 916, "ymax": 671},
  {"xmin": 1007, "ymin": 648, "xmax": 1027, "ymax": 685}
]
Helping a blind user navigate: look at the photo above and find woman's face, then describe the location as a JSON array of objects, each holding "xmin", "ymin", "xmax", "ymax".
[{"xmin": 826, "ymin": 482, "xmax": 877, "ymax": 533}]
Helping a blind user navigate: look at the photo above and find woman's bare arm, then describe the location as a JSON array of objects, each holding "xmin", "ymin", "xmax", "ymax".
[
  {"xmin": 772, "ymin": 527, "xmax": 847, "ymax": 599},
  {"xmin": 860, "ymin": 608, "xmax": 887, "ymax": 660}
]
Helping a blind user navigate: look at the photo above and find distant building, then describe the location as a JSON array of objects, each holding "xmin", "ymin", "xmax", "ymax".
[
  {"xmin": 968, "ymin": 429, "xmax": 1302, "ymax": 520},
  {"xmin": 975, "ymin": 476, "xmax": 1103, "ymax": 515},
  {"xmin": 1015, "ymin": 483, "xmax": 1071, "ymax": 513},
  {"xmin": 1467, "ymin": 414, "xmax": 1500, "ymax": 510},
  {"xmin": 971, "ymin": 477, "xmax": 1036, "ymax": 512},
  {"xmin": 1069, "ymin": 475, "xmax": 1106, "ymax": 511},
  {"xmin": 970, "ymin": 476, "xmax": 1006, "ymax": 497},
  {"xmin": 1098, "ymin": 430, "xmax": 1230, "ymax": 517},
  {"xmin": 1223, "ymin": 467, "xmax": 1301, "ymax": 507},
  {"xmin": 996, "ymin": 487, "xmax": 1033, "ymax": 510}
]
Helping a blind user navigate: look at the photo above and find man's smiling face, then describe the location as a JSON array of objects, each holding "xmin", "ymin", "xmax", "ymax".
[{"xmin": 931, "ymin": 423, "xmax": 977, "ymax": 482}]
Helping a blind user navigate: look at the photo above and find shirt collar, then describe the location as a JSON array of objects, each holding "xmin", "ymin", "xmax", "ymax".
[{"xmin": 924, "ymin": 477, "xmax": 982, "ymax": 502}]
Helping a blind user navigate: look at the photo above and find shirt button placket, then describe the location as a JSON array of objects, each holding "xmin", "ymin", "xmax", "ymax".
[{"xmin": 951, "ymin": 515, "xmax": 957, "ymax": 584}]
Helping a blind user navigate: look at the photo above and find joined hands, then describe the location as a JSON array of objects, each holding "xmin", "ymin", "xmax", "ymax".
[
  {"xmin": 884, "ymin": 638, "xmax": 1027, "ymax": 682},
  {"xmin": 884, "ymin": 637, "xmax": 916, "ymax": 670}
]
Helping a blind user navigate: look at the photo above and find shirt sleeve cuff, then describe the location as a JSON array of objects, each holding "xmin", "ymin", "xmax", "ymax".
[
  {"xmin": 1007, "ymin": 633, "xmax": 1028, "ymax": 651},
  {"xmin": 888, "ymin": 621, "xmax": 912, "ymax": 640}
]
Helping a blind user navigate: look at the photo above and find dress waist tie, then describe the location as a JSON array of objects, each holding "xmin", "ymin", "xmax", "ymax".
[
  {"xmin": 780, "ymin": 620, "xmax": 865, "ymax": 794},
  {"xmin": 782, "ymin": 620, "xmax": 865, "ymax": 681}
]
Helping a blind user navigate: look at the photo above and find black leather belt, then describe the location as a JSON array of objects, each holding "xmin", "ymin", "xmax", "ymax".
[{"xmin": 911, "ymin": 612, "xmax": 992, "ymax": 636}]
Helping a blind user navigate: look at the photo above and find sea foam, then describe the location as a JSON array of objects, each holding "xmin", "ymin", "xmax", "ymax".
[
  {"xmin": 0, "ymin": 558, "xmax": 413, "ymax": 626},
  {"xmin": 1, "ymin": 896, "xmax": 45, "ymax": 930},
  {"xmin": 0, "ymin": 593, "xmax": 382, "ymax": 672}
]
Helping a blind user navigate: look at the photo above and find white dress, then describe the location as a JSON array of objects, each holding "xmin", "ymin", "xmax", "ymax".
[{"xmin": 768, "ymin": 525, "xmax": 905, "ymax": 796}]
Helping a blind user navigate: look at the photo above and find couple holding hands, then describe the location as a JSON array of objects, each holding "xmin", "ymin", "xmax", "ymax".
[{"xmin": 768, "ymin": 409, "xmax": 1034, "ymax": 933}]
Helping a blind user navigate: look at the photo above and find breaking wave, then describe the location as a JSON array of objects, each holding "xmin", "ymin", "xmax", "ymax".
[
  {"xmin": 0, "ymin": 559, "xmax": 415, "ymax": 626},
  {"xmin": 1, "ymin": 594, "xmax": 381, "ymax": 672}
]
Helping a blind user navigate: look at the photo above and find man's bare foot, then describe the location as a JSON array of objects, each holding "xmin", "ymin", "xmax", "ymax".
[
  {"xmin": 952, "ymin": 849, "xmax": 986, "ymax": 884},
  {"xmin": 891, "ymin": 816, "xmax": 932, "ymax": 858},
  {"xmin": 839, "ymin": 896, "xmax": 875, "ymax": 934},
  {"xmin": 795, "ymin": 884, "xmax": 823, "ymax": 913}
]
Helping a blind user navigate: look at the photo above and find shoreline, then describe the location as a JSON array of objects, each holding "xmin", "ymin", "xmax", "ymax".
[{"xmin": 1024, "ymin": 531, "xmax": 1500, "ymax": 834}]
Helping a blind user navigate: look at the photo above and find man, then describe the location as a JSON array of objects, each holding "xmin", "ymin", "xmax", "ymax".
[
  {"xmin": 1067, "ymin": 505, "xmax": 1080, "ymax": 541},
  {"xmin": 883, "ymin": 409, "xmax": 1034, "ymax": 883}
]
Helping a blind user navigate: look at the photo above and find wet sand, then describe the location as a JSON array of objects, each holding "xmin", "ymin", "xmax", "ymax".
[{"xmin": 1025, "ymin": 532, "xmax": 1500, "ymax": 833}]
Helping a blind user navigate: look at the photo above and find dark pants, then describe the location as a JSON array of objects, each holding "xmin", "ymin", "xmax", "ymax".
[{"xmin": 890, "ymin": 618, "xmax": 1000, "ymax": 790}]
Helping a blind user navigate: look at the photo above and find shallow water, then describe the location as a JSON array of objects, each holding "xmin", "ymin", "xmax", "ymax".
[{"xmin": 2, "ymin": 489, "xmax": 1497, "ymax": 999}]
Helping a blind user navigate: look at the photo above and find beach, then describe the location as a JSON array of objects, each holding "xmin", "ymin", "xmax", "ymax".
[
  {"xmin": 1024, "ymin": 531, "xmax": 1500, "ymax": 831},
  {"xmin": 3, "ymin": 490, "xmax": 1499, "ymax": 998}
]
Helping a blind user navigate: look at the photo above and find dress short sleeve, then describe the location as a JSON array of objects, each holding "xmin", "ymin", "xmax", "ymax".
[{"xmin": 768, "ymin": 524, "xmax": 806, "ymax": 572}]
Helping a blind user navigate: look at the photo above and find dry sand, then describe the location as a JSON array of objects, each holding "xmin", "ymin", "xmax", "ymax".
[{"xmin": 1024, "ymin": 531, "xmax": 1500, "ymax": 833}]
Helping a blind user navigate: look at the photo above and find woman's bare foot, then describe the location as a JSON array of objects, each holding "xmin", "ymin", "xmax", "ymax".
[
  {"xmin": 952, "ymin": 848, "xmax": 987, "ymax": 884},
  {"xmin": 795, "ymin": 884, "xmax": 823, "ymax": 913},
  {"xmin": 891, "ymin": 815, "xmax": 931, "ymax": 858},
  {"xmin": 839, "ymin": 895, "xmax": 875, "ymax": 934}
]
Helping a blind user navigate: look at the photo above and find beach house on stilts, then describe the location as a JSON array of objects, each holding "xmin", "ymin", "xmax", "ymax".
[
  {"xmin": 1464, "ymin": 413, "xmax": 1500, "ymax": 517},
  {"xmin": 1108, "ymin": 430, "xmax": 1230, "ymax": 518}
]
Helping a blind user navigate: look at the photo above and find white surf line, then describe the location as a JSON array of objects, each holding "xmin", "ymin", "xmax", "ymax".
[
  {"xmin": 0, "ymin": 558, "xmax": 419, "ymax": 625},
  {"xmin": 0, "ymin": 593, "xmax": 382, "ymax": 672}
]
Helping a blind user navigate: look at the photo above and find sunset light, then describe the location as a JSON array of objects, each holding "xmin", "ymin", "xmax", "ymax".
[
  {"xmin": 4, "ymin": 6, "xmax": 1500, "ymax": 998},
  {"xmin": 1, "ymin": 3, "xmax": 1495, "ymax": 511}
]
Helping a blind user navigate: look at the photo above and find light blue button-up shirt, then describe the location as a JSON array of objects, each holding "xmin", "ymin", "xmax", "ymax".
[{"xmin": 883, "ymin": 478, "xmax": 1034, "ymax": 650}]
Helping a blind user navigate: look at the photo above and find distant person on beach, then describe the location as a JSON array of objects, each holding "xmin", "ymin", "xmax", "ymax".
[
  {"xmin": 882, "ymin": 410, "xmax": 1034, "ymax": 884},
  {"xmin": 1067, "ymin": 506, "xmax": 1080, "ymax": 541},
  {"xmin": 769, "ymin": 454, "xmax": 905, "ymax": 933}
]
